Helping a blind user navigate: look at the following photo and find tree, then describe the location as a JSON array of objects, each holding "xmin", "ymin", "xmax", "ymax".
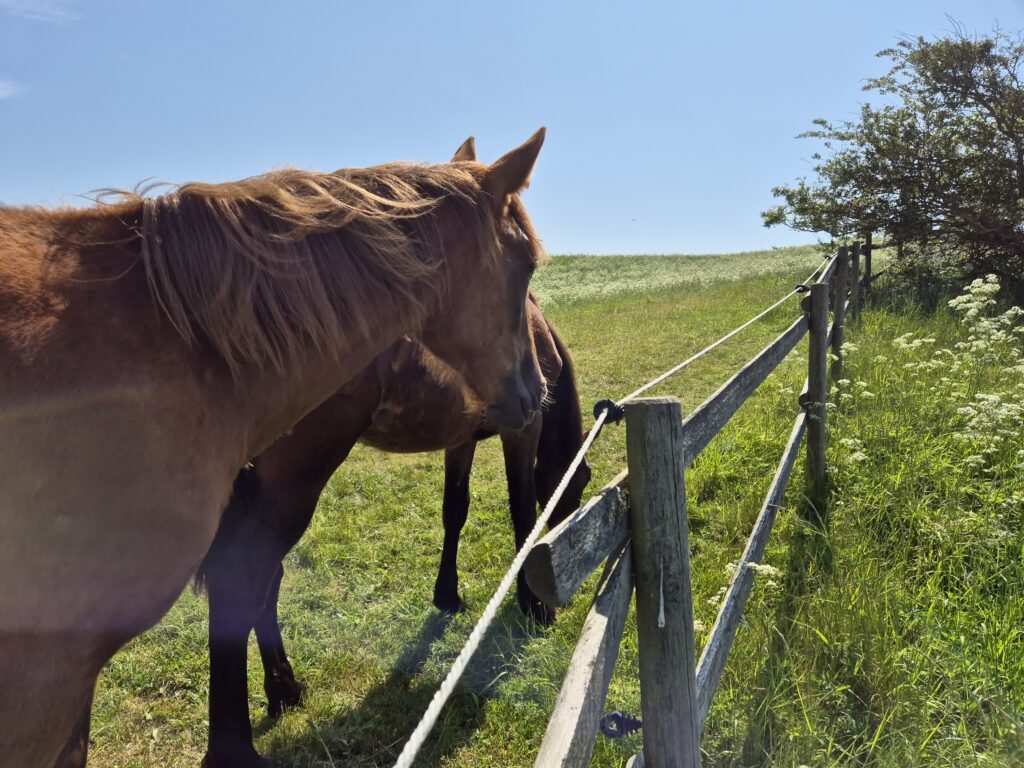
[{"xmin": 764, "ymin": 26, "xmax": 1024, "ymax": 289}]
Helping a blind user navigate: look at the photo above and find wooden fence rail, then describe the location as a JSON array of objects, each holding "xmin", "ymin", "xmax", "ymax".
[{"xmin": 523, "ymin": 240, "xmax": 873, "ymax": 767}]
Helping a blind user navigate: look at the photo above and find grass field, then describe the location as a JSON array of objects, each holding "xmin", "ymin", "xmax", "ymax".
[{"xmin": 89, "ymin": 246, "xmax": 1024, "ymax": 767}]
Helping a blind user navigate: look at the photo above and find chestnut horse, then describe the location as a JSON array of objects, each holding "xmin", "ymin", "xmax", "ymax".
[
  {"xmin": 1, "ymin": 131, "xmax": 549, "ymax": 768},
  {"xmin": 198, "ymin": 298, "xmax": 590, "ymax": 767}
]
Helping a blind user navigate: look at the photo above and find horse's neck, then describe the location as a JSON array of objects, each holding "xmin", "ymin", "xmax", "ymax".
[{"xmin": 233, "ymin": 325, "xmax": 411, "ymax": 462}]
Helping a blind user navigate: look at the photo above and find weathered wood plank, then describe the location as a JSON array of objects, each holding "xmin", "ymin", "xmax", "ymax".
[
  {"xmin": 806, "ymin": 253, "xmax": 837, "ymax": 285},
  {"xmin": 626, "ymin": 397, "xmax": 701, "ymax": 768},
  {"xmin": 679, "ymin": 315, "xmax": 808, "ymax": 467},
  {"xmin": 533, "ymin": 543, "xmax": 633, "ymax": 768},
  {"xmin": 850, "ymin": 241, "xmax": 862, "ymax": 323},
  {"xmin": 867, "ymin": 265, "xmax": 889, "ymax": 284},
  {"xmin": 863, "ymin": 232, "xmax": 873, "ymax": 300},
  {"xmin": 817, "ymin": 253, "xmax": 839, "ymax": 286},
  {"xmin": 524, "ymin": 469, "xmax": 629, "ymax": 608},
  {"xmin": 695, "ymin": 410, "xmax": 807, "ymax": 732}
]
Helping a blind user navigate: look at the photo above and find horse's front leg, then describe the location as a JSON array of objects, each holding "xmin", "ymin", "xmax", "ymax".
[
  {"xmin": 500, "ymin": 419, "xmax": 553, "ymax": 625},
  {"xmin": 433, "ymin": 442, "xmax": 478, "ymax": 614},
  {"xmin": 203, "ymin": 512, "xmax": 286, "ymax": 768},
  {"xmin": 253, "ymin": 564, "xmax": 306, "ymax": 717},
  {"xmin": 49, "ymin": 682, "xmax": 95, "ymax": 768}
]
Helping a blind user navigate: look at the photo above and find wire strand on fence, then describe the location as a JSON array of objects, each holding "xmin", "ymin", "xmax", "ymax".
[
  {"xmin": 622, "ymin": 292, "xmax": 800, "ymax": 404},
  {"xmin": 391, "ymin": 254, "xmax": 832, "ymax": 767}
]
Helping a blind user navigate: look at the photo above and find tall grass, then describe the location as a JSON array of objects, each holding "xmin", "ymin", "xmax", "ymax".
[{"xmin": 700, "ymin": 276, "xmax": 1024, "ymax": 768}]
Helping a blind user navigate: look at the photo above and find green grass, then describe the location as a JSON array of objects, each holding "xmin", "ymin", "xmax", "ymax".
[{"xmin": 89, "ymin": 246, "xmax": 1024, "ymax": 767}]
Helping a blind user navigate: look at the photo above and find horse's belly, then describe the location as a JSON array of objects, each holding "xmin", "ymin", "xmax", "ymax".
[{"xmin": 0, "ymin": 399, "xmax": 233, "ymax": 640}]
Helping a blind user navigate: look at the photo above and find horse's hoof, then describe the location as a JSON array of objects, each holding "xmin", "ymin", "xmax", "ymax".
[
  {"xmin": 433, "ymin": 591, "xmax": 468, "ymax": 615},
  {"xmin": 266, "ymin": 675, "xmax": 307, "ymax": 718},
  {"xmin": 201, "ymin": 748, "xmax": 275, "ymax": 768}
]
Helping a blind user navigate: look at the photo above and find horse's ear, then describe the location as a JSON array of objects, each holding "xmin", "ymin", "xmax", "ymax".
[
  {"xmin": 483, "ymin": 127, "xmax": 546, "ymax": 207},
  {"xmin": 452, "ymin": 136, "xmax": 477, "ymax": 162}
]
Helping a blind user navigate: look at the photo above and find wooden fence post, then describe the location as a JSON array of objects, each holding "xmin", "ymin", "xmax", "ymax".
[
  {"xmin": 850, "ymin": 241, "xmax": 862, "ymax": 324},
  {"xmin": 863, "ymin": 232, "xmax": 873, "ymax": 302},
  {"xmin": 625, "ymin": 397, "xmax": 701, "ymax": 768},
  {"xmin": 830, "ymin": 246, "xmax": 850, "ymax": 382},
  {"xmin": 804, "ymin": 282, "xmax": 830, "ymax": 516}
]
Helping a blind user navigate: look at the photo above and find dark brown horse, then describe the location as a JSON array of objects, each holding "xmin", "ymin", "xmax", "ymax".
[
  {"xmin": 197, "ymin": 296, "xmax": 591, "ymax": 768},
  {"xmin": 1, "ymin": 131, "xmax": 550, "ymax": 768},
  {"xmin": 193, "ymin": 143, "xmax": 591, "ymax": 768}
]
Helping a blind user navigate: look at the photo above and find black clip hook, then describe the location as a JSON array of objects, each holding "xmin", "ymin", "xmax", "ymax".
[
  {"xmin": 795, "ymin": 283, "xmax": 811, "ymax": 293},
  {"xmin": 600, "ymin": 710, "xmax": 643, "ymax": 739},
  {"xmin": 592, "ymin": 399, "xmax": 625, "ymax": 438}
]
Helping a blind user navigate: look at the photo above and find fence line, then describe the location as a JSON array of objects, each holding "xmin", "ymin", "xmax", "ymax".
[
  {"xmin": 520, "ymin": 240, "xmax": 871, "ymax": 767},
  {"xmin": 694, "ymin": 407, "xmax": 807, "ymax": 732},
  {"xmin": 391, "ymin": 243, "xmax": 872, "ymax": 765},
  {"xmin": 393, "ymin": 257, "xmax": 832, "ymax": 767}
]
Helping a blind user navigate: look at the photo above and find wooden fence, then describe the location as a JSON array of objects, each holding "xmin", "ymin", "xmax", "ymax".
[{"xmin": 522, "ymin": 240, "xmax": 872, "ymax": 767}]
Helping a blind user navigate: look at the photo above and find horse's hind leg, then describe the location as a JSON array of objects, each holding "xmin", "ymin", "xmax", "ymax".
[
  {"xmin": 501, "ymin": 420, "xmax": 553, "ymax": 624},
  {"xmin": 253, "ymin": 563, "xmax": 305, "ymax": 717},
  {"xmin": 433, "ymin": 442, "xmax": 477, "ymax": 614}
]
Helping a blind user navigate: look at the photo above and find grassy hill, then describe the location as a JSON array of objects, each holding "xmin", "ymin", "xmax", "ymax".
[{"xmin": 89, "ymin": 246, "xmax": 1023, "ymax": 767}]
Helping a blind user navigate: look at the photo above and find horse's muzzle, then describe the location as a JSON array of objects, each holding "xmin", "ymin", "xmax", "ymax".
[{"xmin": 485, "ymin": 375, "xmax": 545, "ymax": 432}]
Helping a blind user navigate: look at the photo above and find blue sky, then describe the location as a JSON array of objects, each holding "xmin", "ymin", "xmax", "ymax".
[{"xmin": 2, "ymin": 1, "xmax": 1023, "ymax": 254}]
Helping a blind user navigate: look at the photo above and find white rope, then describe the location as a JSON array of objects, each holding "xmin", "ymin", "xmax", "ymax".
[
  {"xmin": 393, "ymin": 408, "xmax": 608, "ymax": 768},
  {"xmin": 392, "ymin": 255, "xmax": 831, "ymax": 766}
]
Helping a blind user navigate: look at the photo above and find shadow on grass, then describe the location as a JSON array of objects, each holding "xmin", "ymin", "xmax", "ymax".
[
  {"xmin": 263, "ymin": 603, "xmax": 541, "ymax": 767},
  {"xmin": 739, "ymin": 500, "xmax": 834, "ymax": 766}
]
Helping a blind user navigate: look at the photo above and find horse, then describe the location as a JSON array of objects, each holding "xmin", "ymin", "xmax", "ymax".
[
  {"xmin": 194, "ymin": 139, "xmax": 591, "ymax": 768},
  {"xmin": 0, "ymin": 129, "xmax": 549, "ymax": 768}
]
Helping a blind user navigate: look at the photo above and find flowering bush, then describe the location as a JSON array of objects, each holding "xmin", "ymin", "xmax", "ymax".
[{"xmin": 837, "ymin": 275, "xmax": 1023, "ymax": 472}]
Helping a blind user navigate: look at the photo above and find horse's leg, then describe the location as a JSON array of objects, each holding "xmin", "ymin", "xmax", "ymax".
[
  {"xmin": 253, "ymin": 563, "xmax": 305, "ymax": 717},
  {"xmin": 203, "ymin": 511, "xmax": 283, "ymax": 768},
  {"xmin": 501, "ymin": 419, "xmax": 554, "ymax": 624},
  {"xmin": 49, "ymin": 682, "xmax": 96, "ymax": 768},
  {"xmin": 433, "ymin": 442, "xmax": 478, "ymax": 614},
  {"xmin": 204, "ymin": 482, "xmax": 339, "ymax": 768},
  {"xmin": 204, "ymin": 389, "xmax": 374, "ymax": 768},
  {"xmin": 0, "ymin": 636, "xmax": 103, "ymax": 768}
]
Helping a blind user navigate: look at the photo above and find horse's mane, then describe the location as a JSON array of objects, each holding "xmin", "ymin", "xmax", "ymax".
[{"xmin": 114, "ymin": 162, "xmax": 501, "ymax": 373}]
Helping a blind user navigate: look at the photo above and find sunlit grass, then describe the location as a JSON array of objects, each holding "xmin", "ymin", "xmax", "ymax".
[
  {"xmin": 88, "ymin": 249, "xmax": 1023, "ymax": 767},
  {"xmin": 531, "ymin": 246, "xmax": 823, "ymax": 308}
]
